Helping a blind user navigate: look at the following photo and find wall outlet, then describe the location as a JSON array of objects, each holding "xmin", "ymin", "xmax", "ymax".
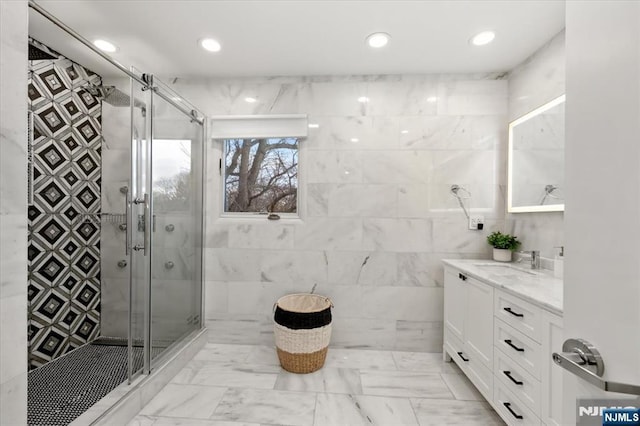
[{"xmin": 469, "ymin": 215, "xmax": 484, "ymax": 230}]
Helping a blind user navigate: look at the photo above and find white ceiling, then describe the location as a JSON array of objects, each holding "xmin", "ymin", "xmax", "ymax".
[{"xmin": 29, "ymin": 0, "xmax": 565, "ymax": 79}]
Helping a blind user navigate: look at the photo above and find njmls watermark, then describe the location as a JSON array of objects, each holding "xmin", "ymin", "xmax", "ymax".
[{"xmin": 577, "ymin": 398, "xmax": 640, "ymax": 426}]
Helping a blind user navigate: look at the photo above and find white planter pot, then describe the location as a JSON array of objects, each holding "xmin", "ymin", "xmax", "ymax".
[{"xmin": 493, "ymin": 248, "xmax": 512, "ymax": 262}]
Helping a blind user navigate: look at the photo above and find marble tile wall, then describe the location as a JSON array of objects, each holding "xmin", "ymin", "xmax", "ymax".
[
  {"xmin": 0, "ymin": 1, "xmax": 28, "ymax": 424},
  {"xmin": 169, "ymin": 74, "xmax": 509, "ymax": 351},
  {"xmin": 507, "ymin": 30, "xmax": 565, "ymax": 258}
]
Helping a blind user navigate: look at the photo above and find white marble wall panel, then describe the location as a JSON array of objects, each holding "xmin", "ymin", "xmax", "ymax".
[
  {"xmin": 362, "ymin": 151, "xmax": 431, "ymax": 184},
  {"xmin": 205, "ymin": 248, "xmax": 263, "ymax": 281},
  {"xmin": 395, "ymin": 321, "xmax": 444, "ymax": 352},
  {"xmin": 228, "ymin": 223, "xmax": 294, "ymax": 250},
  {"xmin": 306, "ymin": 183, "xmax": 331, "ymax": 217},
  {"xmin": 184, "ymin": 74, "xmax": 508, "ymax": 351},
  {"xmin": 328, "ymin": 184, "xmax": 397, "ymax": 217},
  {"xmin": 293, "ymin": 217, "xmax": 363, "ymax": 250},
  {"xmin": 0, "ymin": 1, "xmax": 28, "ymax": 423},
  {"xmin": 507, "ymin": 30, "xmax": 565, "ymax": 257},
  {"xmin": 260, "ymin": 250, "xmax": 328, "ymax": 285},
  {"xmin": 437, "ymin": 79, "xmax": 508, "ymax": 116},
  {"xmin": 509, "ymin": 30, "xmax": 566, "ymax": 121},
  {"xmin": 362, "ymin": 218, "xmax": 431, "ymax": 252}
]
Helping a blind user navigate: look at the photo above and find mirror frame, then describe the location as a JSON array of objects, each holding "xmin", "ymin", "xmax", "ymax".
[{"xmin": 507, "ymin": 94, "xmax": 566, "ymax": 213}]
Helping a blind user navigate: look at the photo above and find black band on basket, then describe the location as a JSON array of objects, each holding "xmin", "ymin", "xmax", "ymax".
[{"xmin": 274, "ymin": 306, "xmax": 332, "ymax": 330}]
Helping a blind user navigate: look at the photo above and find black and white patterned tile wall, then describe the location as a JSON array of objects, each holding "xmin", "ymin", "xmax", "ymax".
[{"xmin": 27, "ymin": 39, "xmax": 102, "ymax": 369}]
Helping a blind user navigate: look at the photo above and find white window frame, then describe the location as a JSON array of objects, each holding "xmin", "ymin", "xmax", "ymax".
[{"xmin": 210, "ymin": 115, "xmax": 307, "ymax": 221}]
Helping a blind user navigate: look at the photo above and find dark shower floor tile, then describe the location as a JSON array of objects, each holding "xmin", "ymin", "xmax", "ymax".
[{"xmin": 27, "ymin": 343, "xmax": 162, "ymax": 426}]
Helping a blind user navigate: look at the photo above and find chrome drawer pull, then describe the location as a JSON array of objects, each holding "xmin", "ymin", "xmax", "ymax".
[
  {"xmin": 503, "ymin": 370, "xmax": 524, "ymax": 385},
  {"xmin": 503, "ymin": 402, "xmax": 524, "ymax": 420},
  {"xmin": 505, "ymin": 339, "xmax": 525, "ymax": 352},
  {"xmin": 457, "ymin": 351, "xmax": 469, "ymax": 362},
  {"xmin": 504, "ymin": 307, "xmax": 524, "ymax": 318}
]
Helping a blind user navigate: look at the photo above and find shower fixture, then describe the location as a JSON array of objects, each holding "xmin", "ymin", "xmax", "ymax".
[
  {"xmin": 540, "ymin": 184, "xmax": 561, "ymax": 205},
  {"xmin": 450, "ymin": 184, "xmax": 472, "ymax": 219},
  {"xmin": 82, "ymin": 83, "xmax": 147, "ymax": 115}
]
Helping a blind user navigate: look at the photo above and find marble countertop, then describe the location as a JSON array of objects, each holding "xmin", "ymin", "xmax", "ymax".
[{"xmin": 442, "ymin": 259, "xmax": 563, "ymax": 315}]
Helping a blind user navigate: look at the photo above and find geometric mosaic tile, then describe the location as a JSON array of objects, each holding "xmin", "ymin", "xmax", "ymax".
[{"xmin": 28, "ymin": 40, "xmax": 102, "ymax": 369}]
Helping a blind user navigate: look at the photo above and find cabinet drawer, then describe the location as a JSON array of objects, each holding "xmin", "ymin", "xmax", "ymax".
[
  {"xmin": 495, "ymin": 290, "xmax": 543, "ymax": 343},
  {"xmin": 444, "ymin": 327, "xmax": 468, "ymax": 372},
  {"xmin": 494, "ymin": 348, "xmax": 541, "ymax": 414},
  {"xmin": 467, "ymin": 356, "xmax": 493, "ymax": 403},
  {"xmin": 494, "ymin": 381, "xmax": 541, "ymax": 426},
  {"xmin": 495, "ymin": 319, "xmax": 542, "ymax": 379}
]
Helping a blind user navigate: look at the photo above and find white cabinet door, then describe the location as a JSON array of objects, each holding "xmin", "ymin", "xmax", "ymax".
[
  {"xmin": 444, "ymin": 268, "xmax": 466, "ymax": 343},
  {"xmin": 541, "ymin": 311, "xmax": 563, "ymax": 426},
  {"xmin": 465, "ymin": 276, "xmax": 494, "ymax": 369}
]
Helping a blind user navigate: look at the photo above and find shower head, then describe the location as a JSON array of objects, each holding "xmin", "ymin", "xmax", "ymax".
[{"xmin": 82, "ymin": 83, "xmax": 147, "ymax": 113}]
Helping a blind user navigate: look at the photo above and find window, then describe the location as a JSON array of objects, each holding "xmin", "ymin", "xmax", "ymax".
[{"xmin": 223, "ymin": 137, "xmax": 298, "ymax": 214}]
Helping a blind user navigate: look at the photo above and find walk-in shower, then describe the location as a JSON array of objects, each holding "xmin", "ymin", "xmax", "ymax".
[{"xmin": 26, "ymin": 2, "xmax": 206, "ymax": 424}]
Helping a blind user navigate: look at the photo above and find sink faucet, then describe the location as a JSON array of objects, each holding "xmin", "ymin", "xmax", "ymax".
[{"xmin": 518, "ymin": 250, "xmax": 541, "ymax": 269}]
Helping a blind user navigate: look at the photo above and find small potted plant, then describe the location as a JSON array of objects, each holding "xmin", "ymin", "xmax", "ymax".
[{"xmin": 487, "ymin": 231, "xmax": 521, "ymax": 262}]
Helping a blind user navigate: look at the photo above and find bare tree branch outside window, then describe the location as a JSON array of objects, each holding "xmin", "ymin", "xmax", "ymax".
[{"xmin": 224, "ymin": 138, "xmax": 298, "ymax": 213}]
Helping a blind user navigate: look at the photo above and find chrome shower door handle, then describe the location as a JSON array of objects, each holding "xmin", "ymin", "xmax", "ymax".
[
  {"xmin": 553, "ymin": 338, "xmax": 640, "ymax": 395},
  {"xmin": 133, "ymin": 194, "xmax": 150, "ymax": 256},
  {"xmin": 124, "ymin": 186, "xmax": 130, "ymax": 255},
  {"xmin": 142, "ymin": 193, "xmax": 149, "ymax": 256}
]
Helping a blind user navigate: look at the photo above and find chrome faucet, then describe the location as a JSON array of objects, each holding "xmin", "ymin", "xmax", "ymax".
[{"xmin": 518, "ymin": 250, "xmax": 540, "ymax": 269}]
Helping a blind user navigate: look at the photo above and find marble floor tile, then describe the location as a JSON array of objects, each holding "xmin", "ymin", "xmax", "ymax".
[
  {"xmin": 274, "ymin": 367, "xmax": 362, "ymax": 394},
  {"xmin": 411, "ymin": 399, "xmax": 504, "ymax": 426},
  {"xmin": 128, "ymin": 415, "xmax": 260, "ymax": 426},
  {"xmin": 440, "ymin": 373, "xmax": 484, "ymax": 401},
  {"xmin": 139, "ymin": 384, "xmax": 227, "ymax": 419},
  {"xmin": 314, "ymin": 393, "xmax": 419, "ymax": 426},
  {"xmin": 193, "ymin": 344, "xmax": 255, "ymax": 363},
  {"xmin": 360, "ymin": 370, "xmax": 454, "ymax": 399},
  {"xmin": 171, "ymin": 361, "xmax": 280, "ymax": 389},
  {"xmin": 244, "ymin": 345, "xmax": 281, "ymax": 366},
  {"xmin": 324, "ymin": 348, "xmax": 397, "ymax": 370},
  {"xmin": 392, "ymin": 351, "xmax": 460, "ymax": 373},
  {"xmin": 210, "ymin": 388, "xmax": 316, "ymax": 426}
]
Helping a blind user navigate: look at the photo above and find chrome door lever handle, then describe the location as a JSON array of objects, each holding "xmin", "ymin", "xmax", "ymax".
[{"xmin": 553, "ymin": 338, "xmax": 640, "ymax": 396}]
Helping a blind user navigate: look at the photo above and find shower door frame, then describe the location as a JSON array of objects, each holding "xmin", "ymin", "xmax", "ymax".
[
  {"xmin": 127, "ymin": 71, "xmax": 207, "ymax": 380},
  {"xmin": 27, "ymin": 0, "xmax": 206, "ymax": 384}
]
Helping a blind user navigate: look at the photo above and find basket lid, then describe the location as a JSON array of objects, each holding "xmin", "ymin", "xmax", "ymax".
[{"xmin": 276, "ymin": 293, "xmax": 332, "ymax": 313}]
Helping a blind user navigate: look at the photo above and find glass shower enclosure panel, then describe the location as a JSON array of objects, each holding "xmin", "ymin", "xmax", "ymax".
[
  {"xmin": 128, "ymin": 68, "xmax": 152, "ymax": 377},
  {"xmin": 148, "ymin": 77, "xmax": 204, "ymax": 364}
]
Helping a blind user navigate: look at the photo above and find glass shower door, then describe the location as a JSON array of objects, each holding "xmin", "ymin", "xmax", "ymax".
[
  {"xmin": 127, "ymin": 72, "xmax": 203, "ymax": 376},
  {"xmin": 128, "ymin": 69, "xmax": 152, "ymax": 377},
  {"xmin": 148, "ymin": 77, "xmax": 204, "ymax": 365}
]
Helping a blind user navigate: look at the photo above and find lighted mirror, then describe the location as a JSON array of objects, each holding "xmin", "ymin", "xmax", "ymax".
[{"xmin": 508, "ymin": 95, "xmax": 565, "ymax": 213}]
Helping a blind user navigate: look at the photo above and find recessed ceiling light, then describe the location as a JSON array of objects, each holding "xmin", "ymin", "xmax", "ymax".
[
  {"xmin": 401, "ymin": 130, "xmax": 409, "ymax": 134},
  {"xmin": 366, "ymin": 32, "xmax": 391, "ymax": 48},
  {"xmin": 308, "ymin": 123, "xmax": 320, "ymax": 129},
  {"xmin": 357, "ymin": 96, "xmax": 369, "ymax": 103},
  {"xmin": 470, "ymin": 31, "xmax": 495, "ymax": 46},
  {"xmin": 350, "ymin": 138, "xmax": 359, "ymax": 143},
  {"xmin": 200, "ymin": 38, "xmax": 222, "ymax": 52},
  {"xmin": 93, "ymin": 39, "xmax": 117, "ymax": 53},
  {"xmin": 244, "ymin": 97, "xmax": 257, "ymax": 103},
  {"xmin": 426, "ymin": 96, "xmax": 438, "ymax": 103}
]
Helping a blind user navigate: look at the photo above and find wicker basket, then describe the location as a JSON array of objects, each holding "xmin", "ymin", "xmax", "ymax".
[{"xmin": 274, "ymin": 293, "xmax": 332, "ymax": 374}]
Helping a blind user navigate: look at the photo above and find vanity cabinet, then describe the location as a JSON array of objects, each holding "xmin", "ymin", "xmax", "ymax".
[
  {"xmin": 443, "ymin": 268, "xmax": 494, "ymax": 401},
  {"xmin": 443, "ymin": 264, "xmax": 563, "ymax": 426}
]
